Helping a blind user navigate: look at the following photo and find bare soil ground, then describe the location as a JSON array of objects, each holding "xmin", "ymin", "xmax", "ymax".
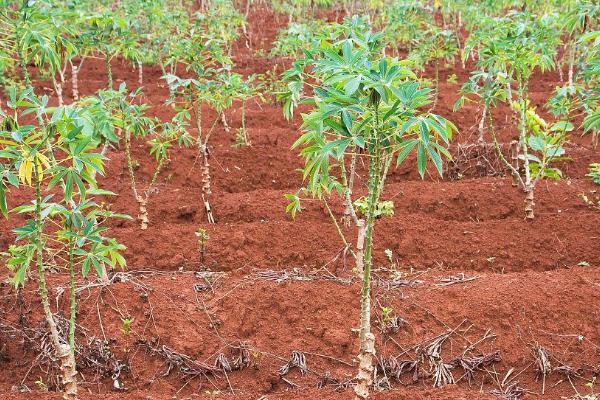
[{"xmin": 0, "ymin": 8, "xmax": 599, "ymax": 400}]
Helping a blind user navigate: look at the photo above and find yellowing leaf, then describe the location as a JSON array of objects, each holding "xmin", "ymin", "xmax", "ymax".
[
  {"xmin": 18, "ymin": 159, "xmax": 33, "ymax": 186},
  {"xmin": 36, "ymin": 152, "xmax": 51, "ymax": 170},
  {"xmin": 34, "ymin": 153, "xmax": 51, "ymax": 183}
]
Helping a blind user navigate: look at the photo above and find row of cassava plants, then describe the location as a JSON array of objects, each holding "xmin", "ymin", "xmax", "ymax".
[
  {"xmin": 0, "ymin": 87, "xmax": 128, "ymax": 399},
  {"xmin": 2, "ymin": 0, "xmax": 261, "ymax": 225},
  {"xmin": 0, "ymin": 1, "xmax": 255, "ymax": 398},
  {"xmin": 163, "ymin": 4, "xmax": 260, "ymax": 223},
  {"xmin": 281, "ymin": 16, "xmax": 457, "ymax": 399},
  {"xmin": 0, "ymin": 1, "xmax": 598, "ymax": 399},
  {"xmin": 455, "ymin": 11, "xmax": 579, "ymax": 219}
]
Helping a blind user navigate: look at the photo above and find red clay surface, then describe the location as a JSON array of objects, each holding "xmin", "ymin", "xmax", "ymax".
[{"xmin": 1, "ymin": 7, "xmax": 599, "ymax": 400}]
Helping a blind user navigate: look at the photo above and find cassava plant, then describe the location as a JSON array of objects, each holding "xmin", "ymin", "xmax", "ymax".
[
  {"xmin": 559, "ymin": 1, "xmax": 599, "ymax": 87},
  {"xmin": 409, "ymin": 26, "xmax": 458, "ymax": 110},
  {"xmin": 102, "ymin": 84, "xmax": 191, "ymax": 229},
  {"xmin": 378, "ymin": 2, "xmax": 432, "ymax": 55},
  {"xmin": 1, "ymin": 0, "xmax": 64, "ymax": 92},
  {"xmin": 464, "ymin": 12, "xmax": 563, "ymax": 219},
  {"xmin": 282, "ymin": 16, "xmax": 456, "ymax": 399},
  {"xmin": 86, "ymin": 13, "xmax": 139, "ymax": 90},
  {"xmin": 1, "ymin": 87, "xmax": 127, "ymax": 399},
  {"xmin": 226, "ymin": 72, "xmax": 262, "ymax": 147},
  {"xmin": 455, "ymin": 68, "xmax": 507, "ymax": 147},
  {"xmin": 547, "ymin": 29, "xmax": 599, "ymax": 146},
  {"xmin": 162, "ymin": 24, "xmax": 232, "ymax": 223}
]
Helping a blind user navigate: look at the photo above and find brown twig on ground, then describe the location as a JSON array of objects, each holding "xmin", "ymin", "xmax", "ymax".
[
  {"xmin": 436, "ymin": 272, "xmax": 480, "ymax": 287},
  {"xmin": 374, "ymin": 277, "xmax": 423, "ymax": 289},
  {"xmin": 254, "ymin": 268, "xmax": 352, "ymax": 285}
]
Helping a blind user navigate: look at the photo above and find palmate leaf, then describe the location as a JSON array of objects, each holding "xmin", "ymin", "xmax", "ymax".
[
  {"xmin": 584, "ymin": 110, "xmax": 600, "ymax": 133},
  {"xmin": 395, "ymin": 114, "xmax": 455, "ymax": 177},
  {"xmin": 4, "ymin": 243, "xmax": 35, "ymax": 288},
  {"xmin": 284, "ymin": 192, "xmax": 303, "ymax": 219},
  {"xmin": 396, "ymin": 139, "xmax": 418, "ymax": 166}
]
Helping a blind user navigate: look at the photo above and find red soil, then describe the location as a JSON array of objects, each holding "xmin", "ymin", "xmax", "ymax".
[{"xmin": 1, "ymin": 7, "xmax": 599, "ymax": 400}]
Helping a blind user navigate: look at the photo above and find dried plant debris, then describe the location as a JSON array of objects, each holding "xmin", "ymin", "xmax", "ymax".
[
  {"xmin": 2, "ymin": 315, "xmax": 127, "ymax": 391},
  {"xmin": 534, "ymin": 345, "xmax": 552, "ymax": 394},
  {"xmin": 374, "ymin": 275, "xmax": 423, "ymax": 289},
  {"xmin": 436, "ymin": 272, "xmax": 480, "ymax": 287},
  {"xmin": 448, "ymin": 142, "xmax": 508, "ymax": 180},
  {"xmin": 254, "ymin": 269, "xmax": 351, "ymax": 285},
  {"xmin": 230, "ymin": 343, "xmax": 251, "ymax": 371},
  {"xmin": 490, "ymin": 381, "xmax": 527, "ymax": 400},
  {"xmin": 417, "ymin": 332, "xmax": 456, "ymax": 387},
  {"xmin": 193, "ymin": 283, "xmax": 212, "ymax": 292},
  {"xmin": 378, "ymin": 327, "xmax": 501, "ymax": 389},
  {"xmin": 380, "ymin": 315, "xmax": 406, "ymax": 335},
  {"xmin": 317, "ymin": 372, "xmax": 352, "ymax": 390},
  {"xmin": 194, "ymin": 270, "xmax": 225, "ymax": 291},
  {"xmin": 452, "ymin": 350, "xmax": 502, "ymax": 383},
  {"xmin": 137, "ymin": 338, "xmax": 219, "ymax": 378},
  {"xmin": 79, "ymin": 337, "xmax": 127, "ymax": 390},
  {"xmin": 553, "ymin": 363, "xmax": 584, "ymax": 382},
  {"xmin": 566, "ymin": 395, "xmax": 598, "ymax": 400},
  {"xmin": 279, "ymin": 350, "xmax": 307, "ymax": 376},
  {"xmin": 214, "ymin": 353, "xmax": 232, "ymax": 372},
  {"xmin": 379, "ymin": 357, "xmax": 419, "ymax": 383},
  {"xmin": 211, "ymin": 345, "xmax": 250, "ymax": 373}
]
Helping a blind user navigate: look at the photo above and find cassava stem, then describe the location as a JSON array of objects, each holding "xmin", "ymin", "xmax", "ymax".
[{"xmin": 34, "ymin": 162, "xmax": 78, "ymax": 400}]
